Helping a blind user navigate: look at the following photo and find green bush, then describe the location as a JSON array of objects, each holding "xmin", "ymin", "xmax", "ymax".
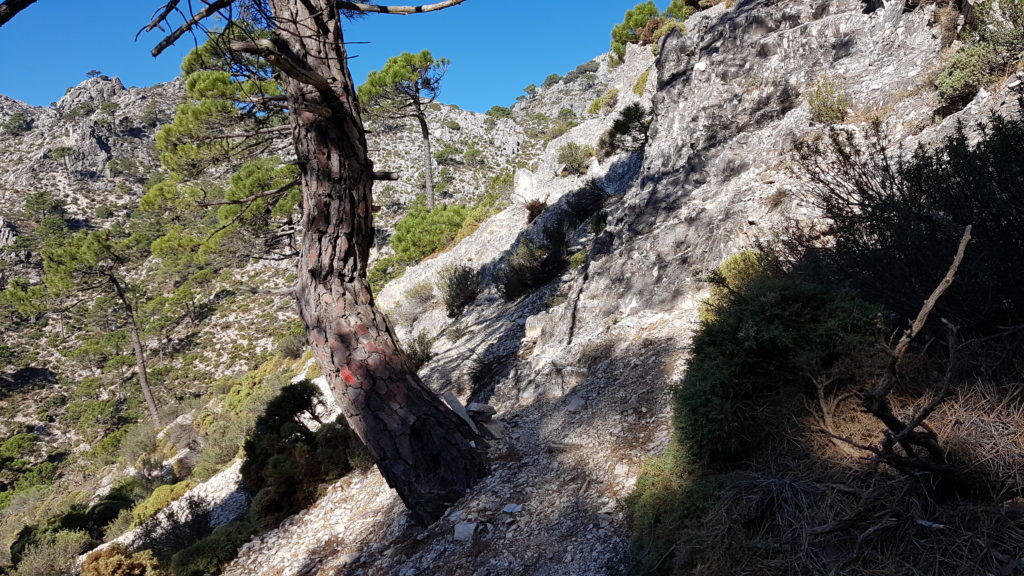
[
  {"xmin": 625, "ymin": 448, "xmax": 718, "ymax": 575},
  {"xmin": 632, "ymin": 68, "xmax": 650, "ymax": 96},
  {"xmin": 485, "ymin": 106, "xmax": 514, "ymax": 119},
  {"xmin": 541, "ymin": 73, "xmax": 562, "ymax": 88},
  {"xmin": 368, "ymin": 254, "xmax": 408, "ymax": 294},
  {"xmin": 438, "ymin": 264, "xmax": 482, "ymax": 318},
  {"xmin": 569, "ymin": 250, "xmax": 588, "ymax": 270},
  {"xmin": 936, "ymin": 42, "xmax": 997, "ymax": 110},
  {"xmin": 650, "ymin": 20, "xmax": 687, "ymax": 56},
  {"xmin": 275, "ymin": 326, "xmax": 307, "ymax": 359},
  {"xmin": 495, "ymin": 239, "xmax": 551, "ymax": 300},
  {"xmin": 12, "ymin": 530, "xmax": 91, "ymax": 576},
  {"xmin": 168, "ymin": 520, "xmax": 255, "ymax": 576},
  {"xmin": 433, "ymin": 143, "xmax": 462, "ymax": 165},
  {"xmin": 131, "ymin": 480, "xmax": 196, "ymax": 525},
  {"xmin": 1, "ymin": 111, "xmax": 34, "ymax": 135},
  {"xmin": 404, "ymin": 332, "xmax": 435, "ymax": 370},
  {"xmin": 677, "ymin": 253, "xmax": 879, "ymax": 467},
  {"xmin": 806, "ymin": 78, "xmax": 850, "ymax": 124},
  {"xmin": 391, "ymin": 202, "xmax": 467, "ymax": 262},
  {"xmin": 557, "ymin": 142, "xmax": 596, "ymax": 176},
  {"xmin": 0, "ymin": 433, "xmax": 37, "ymax": 461},
  {"xmin": 587, "ymin": 88, "xmax": 619, "ymax": 115},
  {"xmin": 82, "ymin": 544, "xmax": 167, "ymax": 576},
  {"xmin": 610, "ymin": 1, "xmax": 661, "ymax": 61},
  {"xmin": 240, "ymin": 382, "xmax": 369, "ymax": 528},
  {"xmin": 597, "ymin": 103, "xmax": 650, "ymax": 158},
  {"xmin": 442, "ymin": 119, "xmax": 461, "ymax": 131}
]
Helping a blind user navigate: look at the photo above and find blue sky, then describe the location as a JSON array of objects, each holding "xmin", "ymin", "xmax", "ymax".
[{"xmin": 0, "ymin": 0, "xmax": 667, "ymax": 113}]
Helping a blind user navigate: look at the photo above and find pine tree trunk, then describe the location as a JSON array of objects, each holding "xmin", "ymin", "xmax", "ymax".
[
  {"xmin": 270, "ymin": 0, "xmax": 487, "ymax": 524},
  {"xmin": 414, "ymin": 99, "xmax": 435, "ymax": 208},
  {"xmin": 109, "ymin": 274, "xmax": 161, "ymax": 426}
]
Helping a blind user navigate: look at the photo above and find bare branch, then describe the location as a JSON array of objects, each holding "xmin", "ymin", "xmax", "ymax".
[
  {"xmin": 137, "ymin": 1, "xmax": 181, "ymax": 39},
  {"xmin": 0, "ymin": 0, "xmax": 37, "ymax": 28},
  {"xmin": 197, "ymin": 177, "xmax": 300, "ymax": 207},
  {"xmin": 151, "ymin": 0, "xmax": 236, "ymax": 57},
  {"xmin": 230, "ymin": 38, "xmax": 332, "ymax": 91},
  {"xmin": 337, "ymin": 0, "xmax": 468, "ymax": 15},
  {"xmin": 373, "ymin": 171, "xmax": 400, "ymax": 181}
]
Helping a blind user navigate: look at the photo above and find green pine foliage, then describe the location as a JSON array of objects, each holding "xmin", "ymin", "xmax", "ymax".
[
  {"xmin": 391, "ymin": 201, "xmax": 468, "ymax": 262},
  {"xmin": 611, "ymin": 1, "xmax": 661, "ymax": 61}
]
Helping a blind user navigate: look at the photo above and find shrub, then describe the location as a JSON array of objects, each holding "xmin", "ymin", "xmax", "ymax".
[
  {"xmin": 1, "ymin": 111, "xmax": 34, "ymax": 136},
  {"xmin": 131, "ymin": 480, "xmax": 196, "ymax": 526},
  {"xmin": 168, "ymin": 520, "xmax": 255, "ymax": 576},
  {"xmin": 677, "ymin": 253, "xmax": 880, "ymax": 467},
  {"xmin": 241, "ymin": 382, "xmax": 369, "ymax": 531},
  {"xmin": 563, "ymin": 61, "xmax": 600, "ymax": 84},
  {"xmin": 12, "ymin": 530, "xmax": 91, "ymax": 576},
  {"xmin": 462, "ymin": 144, "xmax": 485, "ymax": 167},
  {"xmin": 404, "ymin": 281, "xmax": 435, "ymax": 309},
  {"xmin": 557, "ymin": 142, "xmax": 596, "ymax": 176},
  {"xmin": 405, "ymin": 332, "xmax": 435, "ymax": 370},
  {"xmin": 433, "ymin": 143, "xmax": 462, "ymax": 165},
  {"xmin": 438, "ymin": 264, "xmax": 482, "ymax": 318},
  {"xmin": 276, "ymin": 327, "xmax": 307, "ymax": 359},
  {"xmin": 625, "ymin": 449, "xmax": 718, "ymax": 575},
  {"xmin": 495, "ymin": 239, "xmax": 551, "ymax": 300},
  {"xmin": 632, "ymin": 68, "xmax": 650, "ymax": 96},
  {"xmin": 0, "ymin": 433, "xmax": 37, "ymax": 461},
  {"xmin": 485, "ymin": 106, "xmax": 514, "ymax": 119},
  {"xmin": 391, "ymin": 202, "xmax": 467, "ymax": 262},
  {"xmin": 588, "ymin": 88, "xmax": 619, "ymax": 115},
  {"xmin": 806, "ymin": 77, "xmax": 850, "ymax": 124},
  {"xmin": 368, "ymin": 255, "xmax": 408, "ymax": 294},
  {"xmin": 82, "ymin": 544, "xmax": 167, "ymax": 576},
  {"xmin": 791, "ymin": 114, "xmax": 1024, "ymax": 334},
  {"xmin": 442, "ymin": 119, "xmax": 461, "ymax": 131},
  {"xmin": 650, "ymin": 20, "xmax": 687, "ymax": 55},
  {"xmin": 525, "ymin": 199, "xmax": 547, "ymax": 223},
  {"xmin": 569, "ymin": 250, "xmax": 588, "ymax": 270},
  {"xmin": 665, "ymin": 0, "xmax": 696, "ymax": 20},
  {"xmin": 541, "ymin": 73, "xmax": 562, "ymax": 88},
  {"xmin": 598, "ymin": 103, "xmax": 650, "ymax": 158},
  {"xmin": 936, "ymin": 42, "xmax": 997, "ymax": 110}
]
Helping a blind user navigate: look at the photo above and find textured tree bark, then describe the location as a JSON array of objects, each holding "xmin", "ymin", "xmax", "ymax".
[
  {"xmin": 270, "ymin": 0, "xmax": 487, "ymax": 524},
  {"xmin": 109, "ymin": 274, "xmax": 161, "ymax": 426},
  {"xmin": 413, "ymin": 99, "xmax": 435, "ymax": 208}
]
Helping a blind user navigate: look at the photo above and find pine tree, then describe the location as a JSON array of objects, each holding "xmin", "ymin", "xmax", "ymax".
[
  {"xmin": 42, "ymin": 228, "xmax": 162, "ymax": 425},
  {"xmin": 358, "ymin": 51, "xmax": 450, "ymax": 208}
]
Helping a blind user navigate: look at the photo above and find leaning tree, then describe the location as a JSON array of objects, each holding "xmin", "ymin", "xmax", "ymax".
[
  {"xmin": 0, "ymin": 0, "xmax": 487, "ymax": 524},
  {"xmin": 359, "ymin": 50, "xmax": 450, "ymax": 208}
]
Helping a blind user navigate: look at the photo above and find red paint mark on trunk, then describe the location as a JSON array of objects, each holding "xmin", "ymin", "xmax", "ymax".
[{"xmin": 341, "ymin": 365, "xmax": 360, "ymax": 387}]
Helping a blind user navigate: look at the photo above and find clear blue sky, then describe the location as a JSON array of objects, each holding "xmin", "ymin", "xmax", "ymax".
[{"xmin": 0, "ymin": 0, "xmax": 671, "ymax": 113}]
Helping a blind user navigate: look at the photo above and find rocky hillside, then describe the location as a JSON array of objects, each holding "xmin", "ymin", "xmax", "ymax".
[
  {"xmin": 217, "ymin": 0, "xmax": 1023, "ymax": 574},
  {"xmin": 2, "ymin": 0, "xmax": 1023, "ymax": 573}
]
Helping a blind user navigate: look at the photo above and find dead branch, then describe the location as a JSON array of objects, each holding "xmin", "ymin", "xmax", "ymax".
[
  {"xmin": 337, "ymin": 0, "xmax": 468, "ymax": 15},
  {"xmin": 0, "ymin": 0, "xmax": 37, "ymax": 28},
  {"xmin": 151, "ymin": 0, "xmax": 236, "ymax": 57},
  {"xmin": 230, "ymin": 38, "xmax": 332, "ymax": 91}
]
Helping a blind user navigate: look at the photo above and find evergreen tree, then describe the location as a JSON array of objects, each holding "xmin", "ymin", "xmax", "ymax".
[
  {"xmin": 611, "ymin": 1, "xmax": 660, "ymax": 62},
  {"xmin": 358, "ymin": 50, "xmax": 450, "ymax": 208},
  {"xmin": 42, "ymin": 228, "xmax": 162, "ymax": 425},
  {"xmin": 1, "ymin": 0, "xmax": 487, "ymax": 525}
]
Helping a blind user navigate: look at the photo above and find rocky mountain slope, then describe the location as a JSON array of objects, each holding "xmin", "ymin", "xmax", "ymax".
[
  {"xmin": 216, "ymin": 0, "xmax": 1022, "ymax": 574},
  {"xmin": 2, "ymin": 0, "xmax": 1022, "ymax": 573}
]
